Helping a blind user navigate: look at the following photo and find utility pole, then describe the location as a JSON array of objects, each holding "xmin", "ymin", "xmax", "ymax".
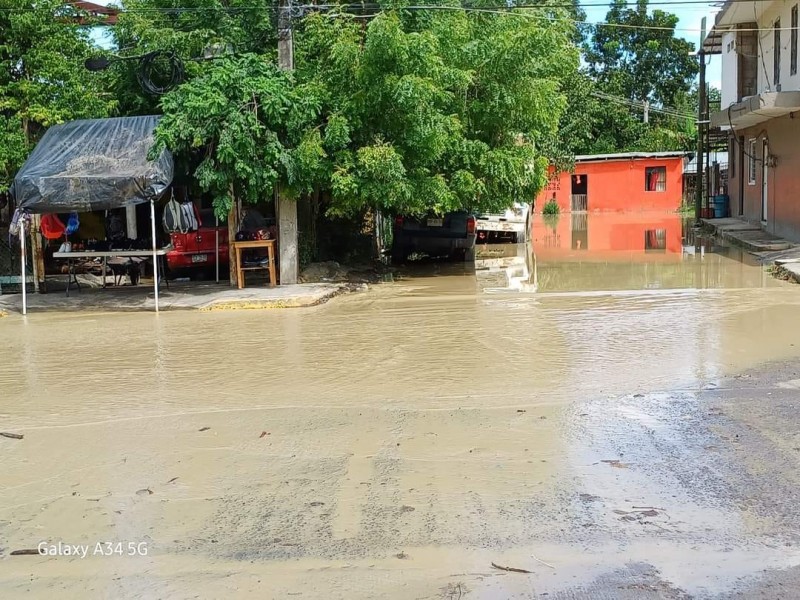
[
  {"xmin": 277, "ymin": 0, "xmax": 298, "ymax": 284},
  {"xmin": 695, "ymin": 17, "xmax": 707, "ymax": 226},
  {"xmin": 643, "ymin": 100, "xmax": 649, "ymax": 124}
]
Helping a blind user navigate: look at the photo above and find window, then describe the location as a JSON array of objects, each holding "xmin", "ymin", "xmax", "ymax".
[
  {"xmin": 775, "ymin": 19, "xmax": 782, "ymax": 88},
  {"xmin": 748, "ymin": 138, "xmax": 757, "ymax": 185},
  {"xmin": 644, "ymin": 166, "xmax": 666, "ymax": 191},
  {"xmin": 792, "ymin": 5, "xmax": 798, "ymax": 76}
]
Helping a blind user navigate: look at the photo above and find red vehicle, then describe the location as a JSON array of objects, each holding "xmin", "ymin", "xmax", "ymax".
[{"xmin": 165, "ymin": 209, "xmax": 229, "ymax": 278}]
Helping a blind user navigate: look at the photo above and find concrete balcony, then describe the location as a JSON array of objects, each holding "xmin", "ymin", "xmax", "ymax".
[{"xmin": 711, "ymin": 91, "xmax": 800, "ymax": 129}]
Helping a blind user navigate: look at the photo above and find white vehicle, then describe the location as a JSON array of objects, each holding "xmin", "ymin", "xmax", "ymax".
[{"xmin": 475, "ymin": 202, "xmax": 532, "ymax": 244}]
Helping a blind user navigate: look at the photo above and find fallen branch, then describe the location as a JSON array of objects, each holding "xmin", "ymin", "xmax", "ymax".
[
  {"xmin": 0, "ymin": 432, "xmax": 24, "ymax": 440},
  {"xmin": 10, "ymin": 549, "xmax": 40, "ymax": 556},
  {"xmin": 491, "ymin": 562, "xmax": 532, "ymax": 574}
]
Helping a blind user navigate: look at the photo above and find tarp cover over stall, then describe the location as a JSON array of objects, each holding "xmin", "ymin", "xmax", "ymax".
[{"xmin": 12, "ymin": 115, "xmax": 173, "ymax": 213}]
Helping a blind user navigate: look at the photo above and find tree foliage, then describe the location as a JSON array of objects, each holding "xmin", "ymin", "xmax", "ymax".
[
  {"xmin": 0, "ymin": 0, "xmax": 115, "ymax": 190},
  {"xmin": 153, "ymin": 55, "xmax": 323, "ymax": 217},
  {"xmin": 559, "ymin": 0, "xmax": 699, "ymax": 156},
  {"xmin": 152, "ymin": 2, "xmax": 578, "ymax": 217},
  {"xmin": 111, "ymin": 0, "xmax": 279, "ymax": 115}
]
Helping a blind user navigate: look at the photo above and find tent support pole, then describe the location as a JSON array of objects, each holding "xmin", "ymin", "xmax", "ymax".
[
  {"xmin": 151, "ymin": 199, "xmax": 159, "ymax": 313},
  {"xmin": 20, "ymin": 226, "xmax": 27, "ymax": 315}
]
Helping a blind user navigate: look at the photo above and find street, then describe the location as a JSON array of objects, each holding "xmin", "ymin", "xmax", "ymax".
[{"xmin": 1, "ymin": 214, "xmax": 800, "ymax": 598}]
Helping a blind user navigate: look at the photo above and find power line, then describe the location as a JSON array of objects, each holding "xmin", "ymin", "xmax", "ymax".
[
  {"xmin": 591, "ymin": 91, "xmax": 697, "ymax": 119},
  {"xmin": 5, "ymin": 1, "xmax": 796, "ymax": 36}
]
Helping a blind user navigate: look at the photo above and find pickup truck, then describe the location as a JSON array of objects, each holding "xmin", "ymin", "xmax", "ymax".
[
  {"xmin": 165, "ymin": 209, "xmax": 229, "ymax": 278},
  {"xmin": 475, "ymin": 202, "xmax": 532, "ymax": 244},
  {"xmin": 391, "ymin": 211, "xmax": 477, "ymax": 262}
]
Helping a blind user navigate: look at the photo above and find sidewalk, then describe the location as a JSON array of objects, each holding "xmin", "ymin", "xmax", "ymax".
[
  {"xmin": 0, "ymin": 280, "xmax": 363, "ymax": 316},
  {"xmin": 702, "ymin": 218, "xmax": 800, "ymax": 283}
]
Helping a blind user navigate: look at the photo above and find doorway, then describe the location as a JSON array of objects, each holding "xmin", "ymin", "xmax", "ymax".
[
  {"xmin": 761, "ymin": 139, "xmax": 769, "ymax": 222},
  {"xmin": 571, "ymin": 174, "xmax": 588, "ymax": 212}
]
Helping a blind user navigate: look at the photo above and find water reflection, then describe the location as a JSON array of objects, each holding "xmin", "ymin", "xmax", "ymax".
[
  {"xmin": 509, "ymin": 212, "xmax": 778, "ymax": 293},
  {"xmin": 474, "ymin": 242, "xmax": 537, "ymax": 293}
]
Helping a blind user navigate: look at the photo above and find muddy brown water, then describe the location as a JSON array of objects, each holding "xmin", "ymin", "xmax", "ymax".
[{"xmin": 2, "ymin": 213, "xmax": 800, "ymax": 598}]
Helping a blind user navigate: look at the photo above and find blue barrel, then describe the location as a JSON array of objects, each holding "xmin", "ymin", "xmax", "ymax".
[{"xmin": 712, "ymin": 195, "xmax": 729, "ymax": 218}]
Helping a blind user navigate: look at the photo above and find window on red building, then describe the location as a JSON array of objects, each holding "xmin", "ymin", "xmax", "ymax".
[{"xmin": 644, "ymin": 166, "xmax": 667, "ymax": 191}]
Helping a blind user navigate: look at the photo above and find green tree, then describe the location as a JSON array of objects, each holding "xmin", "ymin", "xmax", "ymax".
[
  {"xmin": 586, "ymin": 0, "xmax": 697, "ymax": 107},
  {"xmin": 153, "ymin": 55, "xmax": 324, "ymax": 218},
  {"xmin": 151, "ymin": 2, "xmax": 579, "ymax": 218},
  {"xmin": 569, "ymin": 0, "xmax": 699, "ymax": 154},
  {"xmin": 111, "ymin": 0, "xmax": 278, "ymax": 114},
  {"xmin": 294, "ymin": 4, "xmax": 578, "ymax": 216},
  {"xmin": 0, "ymin": 0, "xmax": 115, "ymax": 190}
]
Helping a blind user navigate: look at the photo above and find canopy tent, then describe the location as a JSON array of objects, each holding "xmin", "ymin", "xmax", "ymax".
[{"xmin": 11, "ymin": 115, "xmax": 174, "ymax": 313}]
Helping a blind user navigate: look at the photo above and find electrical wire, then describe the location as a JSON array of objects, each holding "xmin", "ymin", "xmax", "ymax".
[
  {"xmin": 6, "ymin": 1, "xmax": 800, "ymax": 36},
  {"xmin": 591, "ymin": 91, "xmax": 697, "ymax": 119},
  {"xmin": 135, "ymin": 51, "xmax": 186, "ymax": 95}
]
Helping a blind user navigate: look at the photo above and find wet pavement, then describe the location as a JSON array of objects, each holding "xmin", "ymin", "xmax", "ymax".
[{"xmin": 2, "ymin": 212, "xmax": 800, "ymax": 598}]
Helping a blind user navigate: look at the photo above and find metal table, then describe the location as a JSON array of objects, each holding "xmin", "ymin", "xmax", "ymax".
[{"xmin": 53, "ymin": 249, "xmax": 170, "ymax": 297}]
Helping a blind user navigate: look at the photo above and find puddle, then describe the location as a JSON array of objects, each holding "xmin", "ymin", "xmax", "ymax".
[{"xmin": 1, "ymin": 212, "xmax": 800, "ymax": 597}]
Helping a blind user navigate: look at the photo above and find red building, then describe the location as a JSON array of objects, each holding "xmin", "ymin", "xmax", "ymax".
[{"xmin": 537, "ymin": 152, "xmax": 688, "ymax": 213}]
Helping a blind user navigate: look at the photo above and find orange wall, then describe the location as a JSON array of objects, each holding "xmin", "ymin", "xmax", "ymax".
[{"xmin": 537, "ymin": 157, "xmax": 685, "ymax": 213}]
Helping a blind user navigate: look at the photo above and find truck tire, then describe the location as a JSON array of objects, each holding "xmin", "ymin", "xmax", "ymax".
[
  {"xmin": 391, "ymin": 245, "xmax": 409, "ymax": 264},
  {"xmin": 452, "ymin": 247, "xmax": 476, "ymax": 262}
]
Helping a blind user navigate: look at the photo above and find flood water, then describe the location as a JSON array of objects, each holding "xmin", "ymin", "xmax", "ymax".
[{"xmin": 2, "ymin": 212, "xmax": 800, "ymax": 598}]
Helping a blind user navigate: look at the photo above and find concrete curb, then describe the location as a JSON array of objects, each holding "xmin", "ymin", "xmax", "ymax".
[
  {"xmin": 701, "ymin": 218, "xmax": 800, "ymax": 284},
  {"xmin": 199, "ymin": 283, "xmax": 367, "ymax": 311},
  {"xmin": 0, "ymin": 282, "xmax": 365, "ymax": 315}
]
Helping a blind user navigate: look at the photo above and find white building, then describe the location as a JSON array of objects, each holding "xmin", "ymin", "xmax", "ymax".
[{"xmin": 705, "ymin": 1, "xmax": 800, "ymax": 241}]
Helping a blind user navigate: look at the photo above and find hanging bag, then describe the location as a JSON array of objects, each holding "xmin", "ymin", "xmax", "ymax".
[
  {"xmin": 163, "ymin": 195, "xmax": 191, "ymax": 234},
  {"xmin": 65, "ymin": 212, "xmax": 80, "ymax": 236},
  {"xmin": 41, "ymin": 213, "xmax": 66, "ymax": 240},
  {"xmin": 8, "ymin": 208, "xmax": 31, "ymax": 246}
]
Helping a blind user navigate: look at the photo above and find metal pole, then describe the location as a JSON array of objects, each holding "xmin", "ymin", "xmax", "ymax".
[
  {"xmin": 20, "ymin": 224, "xmax": 27, "ymax": 315},
  {"xmin": 695, "ymin": 17, "xmax": 707, "ymax": 226},
  {"xmin": 151, "ymin": 199, "xmax": 159, "ymax": 312},
  {"xmin": 215, "ymin": 215, "xmax": 220, "ymax": 283}
]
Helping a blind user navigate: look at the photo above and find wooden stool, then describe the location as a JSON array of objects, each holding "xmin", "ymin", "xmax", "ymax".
[{"xmin": 232, "ymin": 239, "xmax": 278, "ymax": 289}]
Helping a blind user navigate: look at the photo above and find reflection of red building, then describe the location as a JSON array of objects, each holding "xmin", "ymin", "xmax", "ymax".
[
  {"xmin": 537, "ymin": 152, "xmax": 687, "ymax": 213},
  {"xmin": 533, "ymin": 213, "xmax": 684, "ymax": 262}
]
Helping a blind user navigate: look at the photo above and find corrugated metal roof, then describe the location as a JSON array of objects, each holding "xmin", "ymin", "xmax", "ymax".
[{"xmin": 574, "ymin": 151, "xmax": 690, "ymax": 163}]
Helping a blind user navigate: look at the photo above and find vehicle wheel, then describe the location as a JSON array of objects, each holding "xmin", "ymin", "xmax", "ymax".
[
  {"xmin": 391, "ymin": 245, "xmax": 408, "ymax": 264},
  {"xmin": 452, "ymin": 248, "xmax": 475, "ymax": 262}
]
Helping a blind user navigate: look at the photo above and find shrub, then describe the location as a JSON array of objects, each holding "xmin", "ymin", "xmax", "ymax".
[{"xmin": 542, "ymin": 199, "xmax": 560, "ymax": 215}]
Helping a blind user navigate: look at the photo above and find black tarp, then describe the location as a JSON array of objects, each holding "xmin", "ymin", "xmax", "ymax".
[{"xmin": 11, "ymin": 115, "xmax": 173, "ymax": 213}]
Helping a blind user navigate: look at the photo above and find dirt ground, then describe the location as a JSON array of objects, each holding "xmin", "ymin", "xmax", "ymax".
[{"xmin": 2, "ymin": 214, "xmax": 800, "ymax": 599}]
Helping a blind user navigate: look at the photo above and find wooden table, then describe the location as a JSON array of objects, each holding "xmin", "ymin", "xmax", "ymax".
[
  {"xmin": 231, "ymin": 239, "xmax": 278, "ymax": 289},
  {"xmin": 53, "ymin": 249, "xmax": 170, "ymax": 297}
]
